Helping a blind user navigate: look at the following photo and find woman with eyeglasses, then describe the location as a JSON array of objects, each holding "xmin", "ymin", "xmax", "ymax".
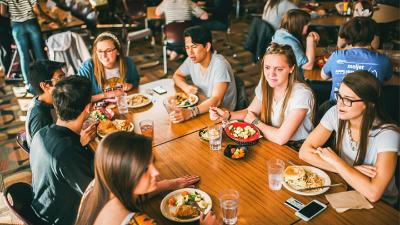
[
  {"xmin": 210, "ymin": 43, "xmax": 315, "ymax": 147},
  {"xmin": 75, "ymin": 132, "xmax": 220, "ymax": 225},
  {"xmin": 300, "ymin": 71, "xmax": 399, "ymax": 204},
  {"xmin": 78, "ymin": 32, "xmax": 140, "ymax": 102}
]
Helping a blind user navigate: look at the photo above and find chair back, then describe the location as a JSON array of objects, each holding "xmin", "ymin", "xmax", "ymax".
[
  {"xmin": 382, "ymin": 85, "xmax": 400, "ymax": 126},
  {"xmin": 163, "ymin": 21, "xmax": 191, "ymax": 44},
  {"xmin": 234, "ymin": 75, "xmax": 249, "ymax": 110},
  {"xmin": 16, "ymin": 131, "xmax": 30, "ymax": 153},
  {"xmin": 2, "ymin": 182, "xmax": 48, "ymax": 225}
]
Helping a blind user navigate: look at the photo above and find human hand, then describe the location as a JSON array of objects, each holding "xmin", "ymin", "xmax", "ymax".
[
  {"xmin": 183, "ymin": 85, "xmax": 198, "ymax": 95},
  {"xmin": 314, "ymin": 147, "xmax": 341, "ymax": 166},
  {"xmin": 354, "ymin": 165, "xmax": 377, "ymax": 178},
  {"xmin": 169, "ymin": 175, "xmax": 200, "ymax": 190},
  {"xmin": 200, "ymin": 211, "xmax": 222, "ymax": 225},
  {"xmin": 80, "ymin": 122, "xmax": 97, "ymax": 146},
  {"xmin": 123, "ymin": 83, "xmax": 133, "ymax": 92},
  {"xmin": 244, "ymin": 111, "xmax": 257, "ymax": 124},
  {"xmin": 104, "ymin": 89, "xmax": 124, "ymax": 99},
  {"xmin": 209, "ymin": 107, "xmax": 228, "ymax": 121},
  {"xmin": 170, "ymin": 108, "xmax": 192, "ymax": 123},
  {"xmin": 307, "ymin": 32, "xmax": 320, "ymax": 43}
]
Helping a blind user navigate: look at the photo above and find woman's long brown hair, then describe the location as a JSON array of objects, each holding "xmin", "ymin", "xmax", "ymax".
[
  {"xmin": 92, "ymin": 33, "xmax": 126, "ymax": 90},
  {"xmin": 280, "ymin": 9, "xmax": 311, "ymax": 49},
  {"xmin": 335, "ymin": 71, "xmax": 399, "ymax": 166},
  {"xmin": 259, "ymin": 43, "xmax": 312, "ymax": 126},
  {"xmin": 75, "ymin": 132, "xmax": 153, "ymax": 225}
]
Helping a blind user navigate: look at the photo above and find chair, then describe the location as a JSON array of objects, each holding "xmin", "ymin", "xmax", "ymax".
[
  {"xmin": 162, "ymin": 21, "xmax": 191, "ymax": 74},
  {"xmin": 382, "ymin": 85, "xmax": 399, "ymax": 126},
  {"xmin": 126, "ymin": 28, "xmax": 153, "ymax": 56},
  {"xmin": 16, "ymin": 131, "xmax": 30, "ymax": 153},
  {"xmin": 121, "ymin": 0, "xmax": 147, "ymax": 22},
  {"xmin": 234, "ymin": 75, "xmax": 249, "ymax": 110},
  {"xmin": 2, "ymin": 182, "xmax": 48, "ymax": 225}
]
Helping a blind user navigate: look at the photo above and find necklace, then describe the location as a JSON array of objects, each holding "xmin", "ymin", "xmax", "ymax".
[{"xmin": 346, "ymin": 125, "xmax": 359, "ymax": 152}]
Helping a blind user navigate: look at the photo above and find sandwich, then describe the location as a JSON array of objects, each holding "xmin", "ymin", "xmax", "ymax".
[{"xmin": 284, "ymin": 166, "xmax": 307, "ymax": 190}]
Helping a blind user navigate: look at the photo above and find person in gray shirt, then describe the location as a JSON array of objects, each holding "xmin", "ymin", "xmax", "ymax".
[{"xmin": 171, "ymin": 26, "xmax": 236, "ymax": 123}]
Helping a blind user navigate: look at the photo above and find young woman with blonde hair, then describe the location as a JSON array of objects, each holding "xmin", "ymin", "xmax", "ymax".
[
  {"xmin": 300, "ymin": 71, "xmax": 399, "ymax": 204},
  {"xmin": 210, "ymin": 43, "xmax": 315, "ymax": 146},
  {"xmin": 75, "ymin": 132, "xmax": 219, "ymax": 225},
  {"xmin": 78, "ymin": 32, "xmax": 140, "ymax": 102}
]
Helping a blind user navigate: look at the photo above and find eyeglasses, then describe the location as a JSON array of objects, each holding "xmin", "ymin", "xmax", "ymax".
[
  {"xmin": 96, "ymin": 48, "xmax": 116, "ymax": 55},
  {"xmin": 334, "ymin": 91, "xmax": 363, "ymax": 107},
  {"xmin": 44, "ymin": 75, "xmax": 65, "ymax": 85}
]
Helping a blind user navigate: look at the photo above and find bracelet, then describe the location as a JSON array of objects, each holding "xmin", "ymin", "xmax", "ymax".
[
  {"xmin": 189, "ymin": 107, "xmax": 197, "ymax": 118},
  {"xmin": 226, "ymin": 111, "xmax": 231, "ymax": 121},
  {"xmin": 251, "ymin": 118, "xmax": 261, "ymax": 126}
]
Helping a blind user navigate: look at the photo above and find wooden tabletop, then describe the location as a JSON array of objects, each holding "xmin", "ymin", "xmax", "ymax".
[
  {"xmin": 38, "ymin": 2, "xmax": 84, "ymax": 32},
  {"xmin": 90, "ymin": 79, "xmax": 215, "ymax": 150},
  {"xmin": 142, "ymin": 132, "xmax": 398, "ymax": 225},
  {"xmin": 147, "ymin": 6, "xmax": 163, "ymax": 20}
]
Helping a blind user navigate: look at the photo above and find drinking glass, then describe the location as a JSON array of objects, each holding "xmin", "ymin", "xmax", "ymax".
[
  {"xmin": 267, "ymin": 158, "xmax": 285, "ymax": 190},
  {"xmin": 140, "ymin": 119, "xmax": 154, "ymax": 138},
  {"xmin": 163, "ymin": 96, "xmax": 177, "ymax": 114},
  {"xmin": 117, "ymin": 92, "xmax": 129, "ymax": 115},
  {"xmin": 219, "ymin": 189, "xmax": 239, "ymax": 225},
  {"xmin": 208, "ymin": 124, "xmax": 222, "ymax": 151}
]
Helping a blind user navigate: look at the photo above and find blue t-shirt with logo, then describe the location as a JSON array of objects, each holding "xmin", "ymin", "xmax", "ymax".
[{"xmin": 323, "ymin": 48, "xmax": 392, "ymax": 100}]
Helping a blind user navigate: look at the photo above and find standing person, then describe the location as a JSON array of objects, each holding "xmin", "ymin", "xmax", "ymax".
[
  {"xmin": 75, "ymin": 132, "xmax": 220, "ymax": 225},
  {"xmin": 0, "ymin": 15, "xmax": 12, "ymax": 76},
  {"xmin": 0, "ymin": 0, "xmax": 46, "ymax": 88},
  {"xmin": 337, "ymin": 0, "xmax": 380, "ymax": 50},
  {"xmin": 78, "ymin": 32, "xmax": 140, "ymax": 102},
  {"xmin": 171, "ymin": 26, "xmax": 237, "ymax": 123},
  {"xmin": 271, "ymin": 9, "xmax": 319, "ymax": 76},
  {"xmin": 300, "ymin": 71, "xmax": 399, "ymax": 205},
  {"xmin": 210, "ymin": 43, "xmax": 314, "ymax": 146},
  {"xmin": 322, "ymin": 17, "xmax": 392, "ymax": 101},
  {"xmin": 30, "ymin": 76, "xmax": 95, "ymax": 225}
]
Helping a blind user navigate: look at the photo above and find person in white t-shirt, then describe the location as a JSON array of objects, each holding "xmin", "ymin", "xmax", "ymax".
[
  {"xmin": 210, "ymin": 43, "xmax": 315, "ymax": 146},
  {"xmin": 300, "ymin": 71, "xmax": 399, "ymax": 205}
]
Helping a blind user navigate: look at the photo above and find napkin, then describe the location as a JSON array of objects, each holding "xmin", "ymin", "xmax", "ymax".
[{"xmin": 325, "ymin": 191, "xmax": 373, "ymax": 213}]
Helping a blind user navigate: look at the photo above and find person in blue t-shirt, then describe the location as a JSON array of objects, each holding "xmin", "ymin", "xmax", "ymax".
[
  {"xmin": 322, "ymin": 17, "xmax": 392, "ymax": 100},
  {"xmin": 78, "ymin": 32, "xmax": 140, "ymax": 102}
]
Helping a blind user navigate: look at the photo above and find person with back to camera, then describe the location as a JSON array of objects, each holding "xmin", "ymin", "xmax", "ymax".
[
  {"xmin": 75, "ymin": 132, "xmax": 221, "ymax": 225},
  {"xmin": 300, "ymin": 71, "xmax": 399, "ymax": 205},
  {"xmin": 210, "ymin": 43, "xmax": 315, "ymax": 147},
  {"xmin": 78, "ymin": 32, "xmax": 140, "ymax": 102}
]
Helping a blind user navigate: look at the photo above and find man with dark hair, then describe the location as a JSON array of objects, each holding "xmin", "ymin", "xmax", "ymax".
[
  {"xmin": 25, "ymin": 60, "xmax": 65, "ymax": 146},
  {"xmin": 30, "ymin": 76, "xmax": 94, "ymax": 225},
  {"xmin": 171, "ymin": 25, "xmax": 236, "ymax": 123},
  {"xmin": 322, "ymin": 16, "xmax": 392, "ymax": 100}
]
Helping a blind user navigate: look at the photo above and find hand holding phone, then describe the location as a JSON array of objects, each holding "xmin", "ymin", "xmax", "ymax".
[{"xmin": 295, "ymin": 200, "xmax": 327, "ymax": 221}]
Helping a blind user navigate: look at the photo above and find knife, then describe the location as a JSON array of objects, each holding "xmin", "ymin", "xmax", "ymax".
[{"xmin": 296, "ymin": 183, "xmax": 344, "ymax": 191}]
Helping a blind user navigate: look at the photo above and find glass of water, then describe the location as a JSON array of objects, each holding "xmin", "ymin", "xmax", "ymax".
[
  {"xmin": 267, "ymin": 158, "xmax": 285, "ymax": 190},
  {"xmin": 208, "ymin": 124, "xmax": 222, "ymax": 151},
  {"xmin": 219, "ymin": 189, "xmax": 239, "ymax": 225},
  {"xmin": 117, "ymin": 92, "xmax": 129, "ymax": 115}
]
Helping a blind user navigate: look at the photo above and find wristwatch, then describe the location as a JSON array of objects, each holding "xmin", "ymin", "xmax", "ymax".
[{"xmin": 251, "ymin": 118, "xmax": 261, "ymax": 126}]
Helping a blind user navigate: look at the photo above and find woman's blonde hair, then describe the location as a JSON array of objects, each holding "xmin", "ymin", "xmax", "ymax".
[
  {"xmin": 92, "ymin": 32, "xmax": 126, "ymax": 90},
  {"xmin": 259, "ymin": 43, "xmax": 311, "ymax": 126}
]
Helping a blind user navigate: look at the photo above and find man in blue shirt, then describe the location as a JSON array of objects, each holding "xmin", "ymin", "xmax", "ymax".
[
  {"xmin": 322, "ymin": 17, "xmax": 392, "ymax": 100},
  {"xmin": 30, "ymin": 76, "xmax": 94, "ymax": 225}
]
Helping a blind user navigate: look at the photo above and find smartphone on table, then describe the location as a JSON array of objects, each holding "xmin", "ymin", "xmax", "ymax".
[{"xmin": 295, "ymin": 200, "xmax": 327, "ymax": 221}]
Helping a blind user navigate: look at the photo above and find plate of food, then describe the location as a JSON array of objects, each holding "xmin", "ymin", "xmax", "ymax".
[
  {"xmin": 127, "ymin": 93, "xmax": 152, "ymax": 108},
  {"xmin": 160, "ymin": 188, "xmax": 212, "ymax": 223},
  {"xmin": 97, "ymin": 119, "xmax": 134, "ymax": 138},
  {"xmin": 224, "ymin": 144, "xmax": 248, "ymax": 160},
  {"xmin": 175, "ymin": 93, "xmax": 199, "ymax": 108},
  {"xmin": 282, "ymin": 166, "xmax": 331, "ymax": 196},
  {"xmin": 225, "ymin": 122, "xmax": 261, "ymax": 145}
]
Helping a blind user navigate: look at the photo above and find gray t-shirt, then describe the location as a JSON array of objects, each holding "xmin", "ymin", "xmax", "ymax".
[
  {"xmin": 179, "ymin": 53, "xmax": 237, "ymax": 111},
  {"xmin": 255, "ymin": 81, "xmax": 314, "ymax": 141},
  {"xmin": 262, "ymin": 0, "xmax": 297, "ymax": 30},
  {"xmin": 321, "ymin": 106, "xmax": 400, "ymax": 205}
]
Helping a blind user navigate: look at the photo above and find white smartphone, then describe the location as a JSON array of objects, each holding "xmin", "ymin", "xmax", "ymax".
[
  {"xmin": 153, "ymin": 86, "xmax": 167, "ymax": 94},
  {"xmin": 295, "ymin": 200, "xmax": 327, "ymax": 221}
]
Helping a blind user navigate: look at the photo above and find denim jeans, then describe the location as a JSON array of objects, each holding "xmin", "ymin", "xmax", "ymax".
[{"xmin": 11, "ymin": 18, "xmax": 46, "ymax": 84}]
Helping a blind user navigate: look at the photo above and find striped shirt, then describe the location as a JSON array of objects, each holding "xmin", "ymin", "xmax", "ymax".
[
  {"xmin": 0, "ymin": 0, "xmax": 37, "ymax": 22},
  {"xmin": 157, "ymin": 0, "xmax": 205, "ymax": 24}
]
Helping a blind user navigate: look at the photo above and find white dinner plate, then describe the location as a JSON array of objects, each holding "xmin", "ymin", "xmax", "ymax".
[
  {"xmin": 160, "ymin": 188, "xmax": 212, "ymax": 223},
  {"xmin": 175, "ymin": 93, "xmax": 199, "ymax": 108},
  {"xmin": 97, "ymin": 122, "xmax": 134, "ymax": 138},
  {"xmin": 282, "ymin": 166, "xmax": 331, "ymax": 196},
  {"xmin": 126, "ymin": 93, "xmax": 153, "ymax": 108}
]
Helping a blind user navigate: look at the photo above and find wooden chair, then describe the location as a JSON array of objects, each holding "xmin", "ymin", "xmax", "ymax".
[
  {"xmin": 2, "ymin": 182, "xmax": 49, "ymax": 225},
  {"xmin": 162, "ymin": 21, "xmax": 191, "ymax": 74},
  {"xmin": 16, "ymin": 131, "xmax": 30, "ymax": 153}
]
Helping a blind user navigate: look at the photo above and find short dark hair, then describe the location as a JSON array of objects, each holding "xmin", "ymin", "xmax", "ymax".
[
  {"xmin": 184, "ymin": 26, "xmax": 213, "ymax": 51},
  {"xmin": 52, "ymin": 76, "xmax": 92, "ymax": 121},
  {"xmin": 339, "ymin": 17, "xmax": 377, "ymax": 46},
  {"xmin": 28, "ymin": 60, "xmax": 65, "ymax": 95}
]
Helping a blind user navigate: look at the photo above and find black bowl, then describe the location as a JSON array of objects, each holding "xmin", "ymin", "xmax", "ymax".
[{"xmin": 224, "ymin": 144, "xmax": 248, "ymax": 160}]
